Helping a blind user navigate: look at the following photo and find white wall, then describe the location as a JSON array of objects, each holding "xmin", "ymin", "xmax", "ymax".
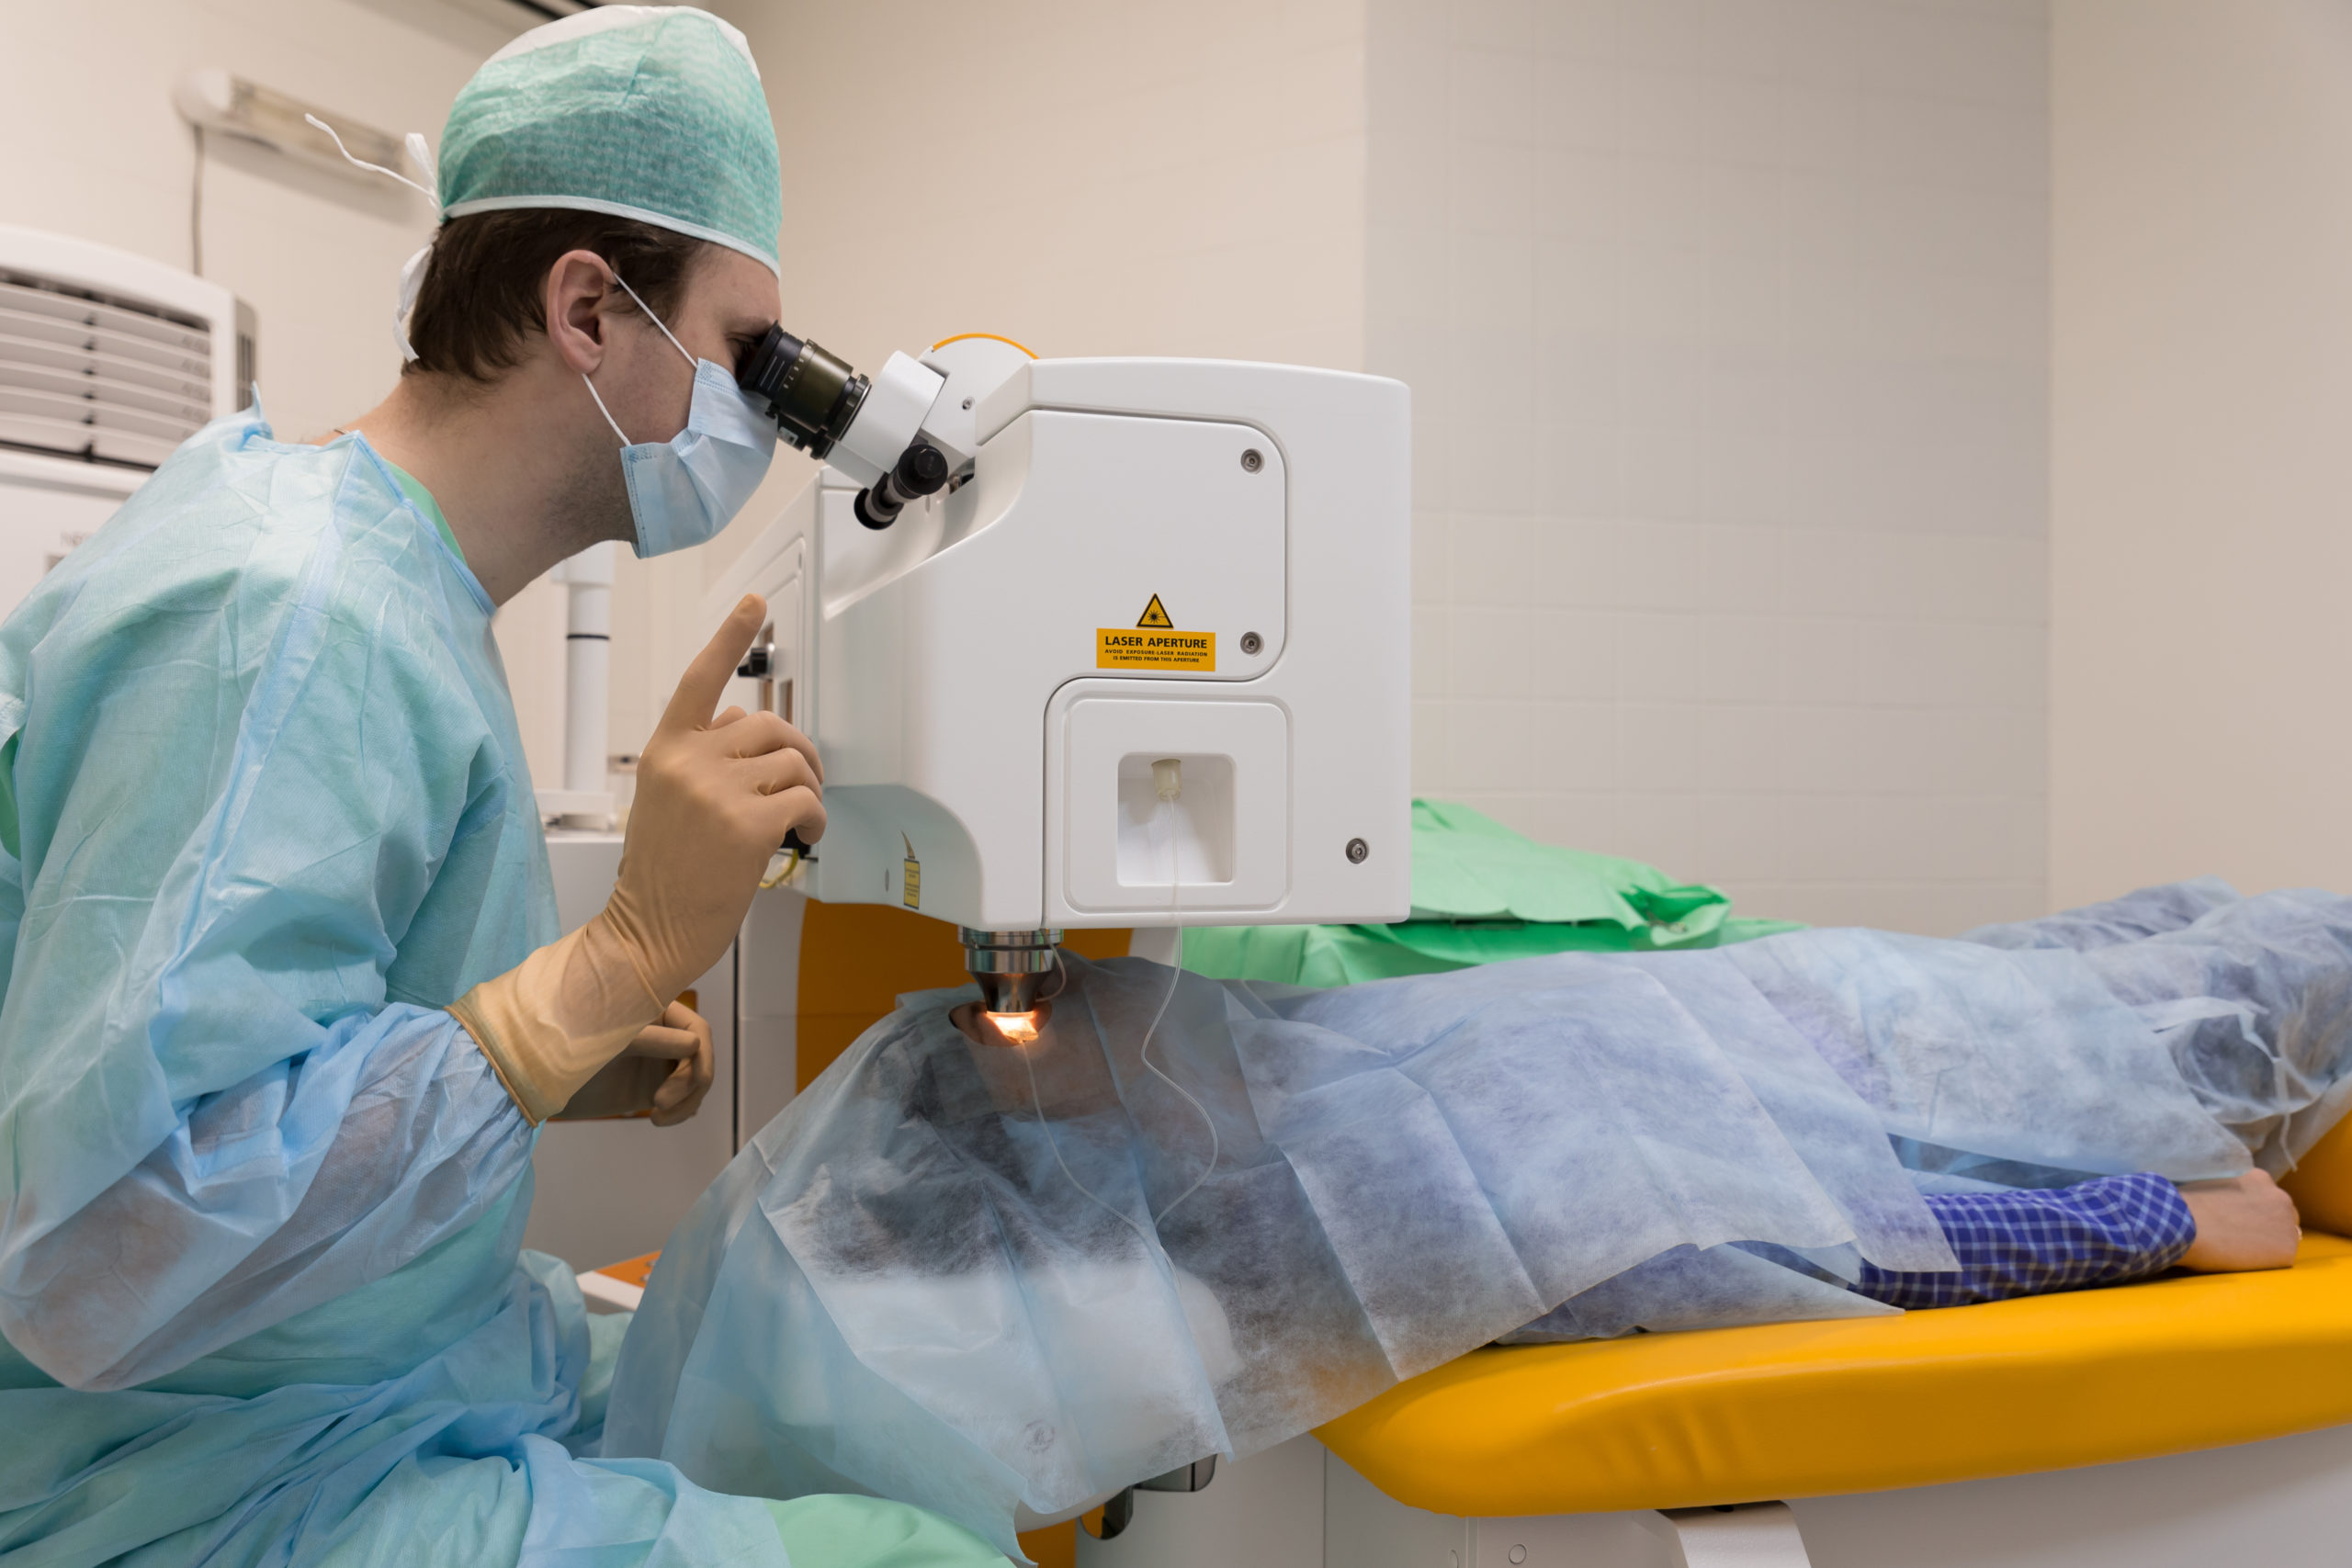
[
  {"xmin": 1373, "ymin": 0, "xmax": 2052, "ymax": 933},
  {"xmin": 2050, "ymin": 0, "xmax": 2352, "ymax": 906}
]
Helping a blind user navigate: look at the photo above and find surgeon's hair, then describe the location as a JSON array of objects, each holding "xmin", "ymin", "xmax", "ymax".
[{"xmin": 403, "ymin": 209, "xmax": 712, "ymax": 384}]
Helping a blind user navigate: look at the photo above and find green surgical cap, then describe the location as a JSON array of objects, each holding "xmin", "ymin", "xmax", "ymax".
[{"xmin": 437, "ymin": 5, "xmax": 783, "ymax": 276}]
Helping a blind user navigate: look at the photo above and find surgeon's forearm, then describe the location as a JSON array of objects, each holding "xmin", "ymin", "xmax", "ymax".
[{"xmin": 0, "ymin": 1008, "xmax": 531, "ymax": 1392}]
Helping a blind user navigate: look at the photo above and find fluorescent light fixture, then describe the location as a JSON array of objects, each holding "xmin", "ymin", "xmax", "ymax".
[{"xmin": 174, "ymin": 70, "xmax": 419, "ymax": 192}]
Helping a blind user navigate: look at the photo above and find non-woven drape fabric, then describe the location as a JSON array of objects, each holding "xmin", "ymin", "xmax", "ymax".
[
  {"xmin": 607, "ymin": 886, "xmax": 2352, "ymax": 1556},
  {"xmin": 0, "ymin": 410, "xmax": 984, "ymax": 1565}
]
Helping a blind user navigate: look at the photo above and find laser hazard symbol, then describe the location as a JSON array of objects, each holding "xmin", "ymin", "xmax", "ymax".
[{"xmin": 1099, "ymin": 593, "xmax": 1215, "ymax": 670}]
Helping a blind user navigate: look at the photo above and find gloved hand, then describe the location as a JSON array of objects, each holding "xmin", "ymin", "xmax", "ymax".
[
  {"xmin": 551, "ymin": 1000, "xmax": 717, "ymax": 1123},
  {"xmin": 451, "ymin": 595, "xmax": 824, "ymax": 1123}
]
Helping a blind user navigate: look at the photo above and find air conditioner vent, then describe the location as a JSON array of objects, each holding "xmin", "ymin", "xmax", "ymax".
[{"xmin": 0, "ymin": 269, "xmax": 214, "ymax": 470}]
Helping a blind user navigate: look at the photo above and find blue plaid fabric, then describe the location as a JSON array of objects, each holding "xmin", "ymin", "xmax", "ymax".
[{"xmin": 1855, "ymin": 1172, "xmax": 2196, "ymax": 1310}]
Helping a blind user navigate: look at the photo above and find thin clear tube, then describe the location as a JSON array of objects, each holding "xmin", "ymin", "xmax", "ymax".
[{"xmin": 1018, "ymin": 795, "xmax": 1219, "ymax": 1240}]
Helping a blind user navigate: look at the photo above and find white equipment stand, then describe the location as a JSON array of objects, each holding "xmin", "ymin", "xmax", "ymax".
[{"xmin": 1078, "ymin": 1427, "xmax": 2352, "ymax": 1568}]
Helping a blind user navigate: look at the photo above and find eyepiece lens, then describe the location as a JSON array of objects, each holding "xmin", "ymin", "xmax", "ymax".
[{"xmin": 735, "ymin": 324, "xmax": 868, "ymax": 460}]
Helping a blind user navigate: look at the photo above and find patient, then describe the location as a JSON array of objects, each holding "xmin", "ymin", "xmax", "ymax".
[{"xmin": 602, "ymin": 879, "xmax": 2352, "ymax": 1556}]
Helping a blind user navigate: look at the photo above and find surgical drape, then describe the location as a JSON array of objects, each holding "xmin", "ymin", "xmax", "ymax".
[{"xmin": 608, "ymin": 886, "xmax": 2352, "ymax": 1557}]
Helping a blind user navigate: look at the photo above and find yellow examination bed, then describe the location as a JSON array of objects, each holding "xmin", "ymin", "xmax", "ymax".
[{"xmin": 1075, "ymin": 1121, "xmax": 2352, "ymax": 1568}]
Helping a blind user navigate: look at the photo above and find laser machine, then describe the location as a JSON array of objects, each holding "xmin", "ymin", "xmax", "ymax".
[
  {"xmin": 529, "ymin": 332, "xmax": 1411, "ymax": 1271},
  {"xmin": 712, "ymin": 331, "xmax": 1412, "ymax": 1027}
]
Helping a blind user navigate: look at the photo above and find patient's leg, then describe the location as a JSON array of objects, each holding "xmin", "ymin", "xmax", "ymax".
[{"xmin": 1959, "ymin": 878, "xmax": 2240, "ymax": 953}]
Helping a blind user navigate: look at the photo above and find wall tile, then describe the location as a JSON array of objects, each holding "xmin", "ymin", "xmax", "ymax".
[
  {"xmin": 1533, "ymin": 0, "xmax": 1619, "ymax": 64},
  {"xmin": 1449, "ymin": 699, "xmax": 1539, "ymax": 789},
  {"xmin": 1449, "ymin": 607, "xmax": 1534, "ymax": 696},
  {"xmin": 1450, "ymin": 513, "xmax": 1540, "ymax": 604},
  {"xmin": 1529, "ymin": 609, "xmax": 1621, "ymax": 698},
  {"xmin": 1452, "ymin": 50, "xmax": 1536, "ymax": 143},
  {"xmin": 1370, "ymin": 0, "xmax": 2049, "ymax": 933},
  {"xmin": 1412, "ymin": 604, "xmax": 1452, "ymax": 695},
  {"xmin": 1528, "ymin": 703, "xmax": 1623, "ymax": 790},
  {"xmin": 1535, "ymin": 64, "xmax": 1623, "ymax": 152}
]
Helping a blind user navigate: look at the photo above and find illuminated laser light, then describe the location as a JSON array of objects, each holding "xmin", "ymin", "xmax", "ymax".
[{"xmin": 987, "ymin": 1011, "xmax": 1040, "ymax": 1044}]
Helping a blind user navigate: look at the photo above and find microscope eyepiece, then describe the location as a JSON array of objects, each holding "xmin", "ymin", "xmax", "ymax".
[
  {"xmin": 737, "ymin": 324, "xmax": 869, "ymax": 459},
  {"xmin": 853, "ymin": 441, "xmax": 951, "ymax": 530}
]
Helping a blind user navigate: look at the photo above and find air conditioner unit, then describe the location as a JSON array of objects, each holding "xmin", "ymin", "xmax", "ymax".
[{"xmin": 0, "ymin": 224, "xmax": 255, "ymax": 617}]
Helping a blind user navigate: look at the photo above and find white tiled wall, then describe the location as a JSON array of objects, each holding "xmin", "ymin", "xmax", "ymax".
[{"xmin": 1371, "ymin": 0, "xmax": 2050, "ymax": 933}]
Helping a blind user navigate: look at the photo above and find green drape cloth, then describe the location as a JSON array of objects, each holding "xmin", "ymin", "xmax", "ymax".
[{"xmin": 1182, "ymin": 800, "xmax": 1801, "ymax": 987}]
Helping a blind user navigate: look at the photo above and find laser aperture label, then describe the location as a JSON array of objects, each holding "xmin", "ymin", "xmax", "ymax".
[{"xmin": 1097, "ymin": 627, "xmax": 1216, "ymax": 670}]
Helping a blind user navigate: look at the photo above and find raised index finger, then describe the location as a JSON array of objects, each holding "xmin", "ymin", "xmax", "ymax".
[{"xmin": 658, "ymin": 594, "xmax": 767, "ymax": 739}]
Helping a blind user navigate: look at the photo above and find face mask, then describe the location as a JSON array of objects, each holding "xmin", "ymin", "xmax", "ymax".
[{"xmin": 581, "ymin": 272, "xmax": 778, "ymax": 558}]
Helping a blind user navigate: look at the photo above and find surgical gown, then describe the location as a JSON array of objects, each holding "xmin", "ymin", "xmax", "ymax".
[{"xmin": 0, "ymin": 409, "xmax": 1001, "ymax": 1566}]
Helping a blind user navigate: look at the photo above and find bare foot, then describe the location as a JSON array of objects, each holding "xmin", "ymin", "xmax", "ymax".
[{"xmin": 2178, "ymin": 1168, "xmax": 2301, "ymax": 1272}]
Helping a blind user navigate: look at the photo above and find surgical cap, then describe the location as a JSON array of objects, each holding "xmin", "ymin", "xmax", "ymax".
[{"xmin": 436, "ymin": 5, "xmax": 783, "ymax": 276}]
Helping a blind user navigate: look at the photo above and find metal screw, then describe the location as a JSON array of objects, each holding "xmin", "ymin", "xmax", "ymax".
[
  {"xmin": 1240, "ymin": 447, "xmax": 1264, "ymax": 472},
  {"xmin": 1346, "ymin": 838, "xmax": 1369, "ymax": 863},
  {"xmin": 961, "ymin": 396, "xmax": 974, "ymax": 410},
  {"xmin": 1240, "ymin": 631, "xmax": 1263, "ymax": 655},
  {"xmin": 1509, "ymin": 1549, "xmax": 1527, "ymax": 1565}
]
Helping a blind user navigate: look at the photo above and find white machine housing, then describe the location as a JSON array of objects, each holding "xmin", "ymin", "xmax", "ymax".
[
  {"xmin": 710, "ymin": 354, "xmax": 1412, "ymax": 936},
  {"xmin": 0, "ymin": 225, "xmax": 254, "ymax": 616}
]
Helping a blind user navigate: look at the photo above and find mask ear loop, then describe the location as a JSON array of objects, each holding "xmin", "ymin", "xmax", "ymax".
[
  {"xmin": 581, "ymin": 266, "xmax": 697, "ymax": 446},
  {"xmin": 576, "ymin": 264, "xmax": 688, "ymax": 446},
  {"xmin": 580, "ymin": 374, "xmax": 632, "ymax": 446},
  {"xmin": 605, "ymin": 269, "xmax": 696, "ymax": 370}
]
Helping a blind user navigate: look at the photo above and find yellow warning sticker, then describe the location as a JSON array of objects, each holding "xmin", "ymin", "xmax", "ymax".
[
  {"xmin": 900, "ymin": 834, "xmax": 921, "ymax": 910},
  {"xmin": 1098, "ymin": 628, "xmax": 1216, "ymax": 670},
  {"xmin": 1136, "ymin": 593, "xmax": 1174, "ymax": 628}
]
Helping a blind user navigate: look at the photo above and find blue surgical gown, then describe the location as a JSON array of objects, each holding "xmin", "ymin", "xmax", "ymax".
[{"xmin": 0, "ymin": 410, "xmax": 982, "ymax": 1565}]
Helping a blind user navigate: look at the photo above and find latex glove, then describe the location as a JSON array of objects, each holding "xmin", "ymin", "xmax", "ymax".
[
  {"xmin": 451, "ymin": 596, "xmax": 823, "ymax": 1123},
  {"xmin": 602, "ymin": 592, "xmax": 826, "ymax": 1010},
  {"xmin": 551, "ymin": 1000, "xmax": 716, "ymax": 1124}
]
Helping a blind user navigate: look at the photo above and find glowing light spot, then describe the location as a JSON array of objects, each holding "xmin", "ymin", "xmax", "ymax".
[{"xmin": 988, "ymin": 1011, "xmax": 1040, "ymax": 1044}]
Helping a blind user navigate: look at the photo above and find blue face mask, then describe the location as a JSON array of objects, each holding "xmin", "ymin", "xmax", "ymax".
[{"xmin": 582, "ymin": 273, "xmax": 778, "ymax": 558}]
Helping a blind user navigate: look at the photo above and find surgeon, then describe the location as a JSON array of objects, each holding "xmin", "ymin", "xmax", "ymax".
[{"xmin": 0, "ymin": 8, "xmax": 1005, "ymax": 1565}]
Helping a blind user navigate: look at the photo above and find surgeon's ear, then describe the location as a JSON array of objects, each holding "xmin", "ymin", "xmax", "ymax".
[{"xmin": 544, "ymin": 250, "xmax": 618, "ymax": 375}]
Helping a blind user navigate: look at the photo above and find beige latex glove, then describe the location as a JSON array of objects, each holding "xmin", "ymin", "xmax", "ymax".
[
  {"xmin": 551, "ymin": 1000, "xmax": 716, "ymax": 1124},
  {"xmin": 451, "ymin": 595, "xmax": 825, "ymax": 1123}
]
